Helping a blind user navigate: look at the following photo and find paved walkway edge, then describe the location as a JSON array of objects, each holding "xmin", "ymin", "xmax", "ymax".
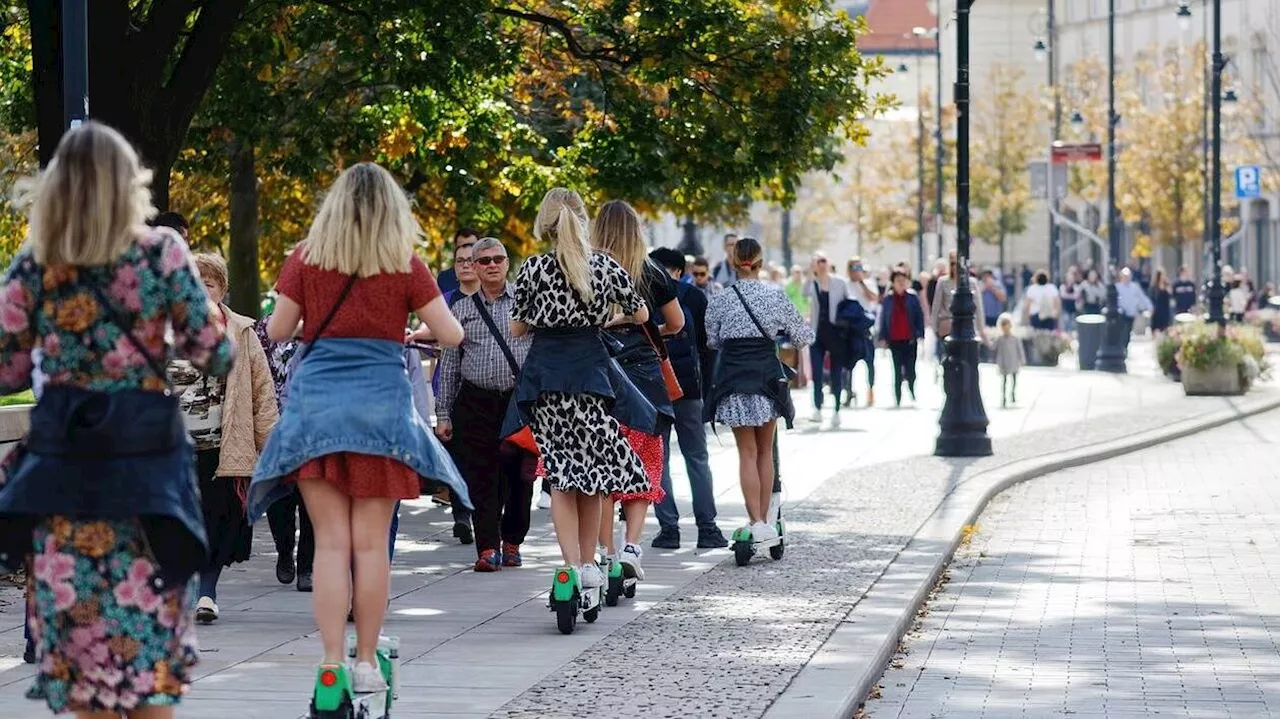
[{"xmin": 761, "ymin": 392, "xmax": 1280, "ymax": 719}]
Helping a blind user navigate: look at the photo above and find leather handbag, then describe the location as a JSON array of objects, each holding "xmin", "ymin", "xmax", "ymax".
[
  {"xmin": 469, "ymin": 294, "xmax": 539, "ymax": 457},
  {"xmin": 638, "ymin": 321, "xmax": 683, "ymax": 402}
]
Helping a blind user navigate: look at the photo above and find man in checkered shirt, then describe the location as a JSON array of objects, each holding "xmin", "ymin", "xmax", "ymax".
[{"xmin": 434, "ymin": 237, "xmax": 534, "ymax": 572}]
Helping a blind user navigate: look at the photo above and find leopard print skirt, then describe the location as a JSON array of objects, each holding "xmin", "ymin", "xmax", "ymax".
[{"xmin": 532, "ymin": 392, "xmax": 648, "ymax": 496}]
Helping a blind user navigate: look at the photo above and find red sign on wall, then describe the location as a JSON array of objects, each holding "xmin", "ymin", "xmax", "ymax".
[{"xmin": 1051, "ymin": 142, "xmax": 1103, "ymax": 163}]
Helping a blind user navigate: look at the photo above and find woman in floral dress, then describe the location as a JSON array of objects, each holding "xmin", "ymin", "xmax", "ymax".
[{"xmin": 0, "ymin": 122, "xmax": 233, "ymax": 717}]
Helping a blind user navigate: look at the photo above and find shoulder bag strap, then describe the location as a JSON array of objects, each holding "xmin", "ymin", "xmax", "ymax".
[
  {"xmin": 86, "ymin": 283, "xmax": 171, "ymax": 386},
  {"xmin": 732, "ymin": 284, "xmax": 773, "ymax": 342},
  {"xmin": 297, "ymin": 274, "xmax": 358, "ymax": 362},
  {"xmin": 470, "ymin": 292, "xmax": 521, "ymax": 378}
]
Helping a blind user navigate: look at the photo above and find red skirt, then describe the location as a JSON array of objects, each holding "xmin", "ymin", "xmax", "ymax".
[
  {"xmin": 612, "ymin": 426, "xmax": 665, "ymax": 503},
  {"xmin": 533, "ymin": 426, "xmax": 666, "ymax": 503},
  {"xmin": 287, "ymin": 452, "xmax": 421, "ymax": 500}
]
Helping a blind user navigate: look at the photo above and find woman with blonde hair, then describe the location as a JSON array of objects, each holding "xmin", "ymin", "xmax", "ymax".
[
  {"xmin": 503, "ymin": 188, "xmax": 654, "ymax": 612},
  {"xmin": 248, "ymin": 162, "xmax": 469, "ymax": 693},
  {"xmin": 0, "ymin": 121, "xmax": 234, "ymax": 718},
  {"xmin": 590, "ymin": 199, "xmax": 683, "ymax": 583}
]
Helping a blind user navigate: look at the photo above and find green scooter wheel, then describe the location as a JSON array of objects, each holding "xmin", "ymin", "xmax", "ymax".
[{"xmin": 733, "ymin": 541, "xmax": 753, "ymax": 567}]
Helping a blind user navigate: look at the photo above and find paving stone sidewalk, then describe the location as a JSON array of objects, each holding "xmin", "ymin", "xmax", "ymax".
[
  {"xmin": 491, "ymin": 388, "xmax": 1280, "ymax": 718},
  {"xmin": 0, "ymin": 351, "xmax": 1252, "ymax": 718},
  {"xmin": 867, "ymin": 411, "xmax": 1280, "ymax": 719}
]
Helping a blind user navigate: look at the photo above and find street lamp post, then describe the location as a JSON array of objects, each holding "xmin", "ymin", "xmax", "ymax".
[
  {"xmin": 1095, "ymin": 0, "xmax": 1128, "ymax": 373},
  {"xmin": 61, "ymin": 0, "xmax": 88, "ymax": 129},
  {"xmin": 935, "ymin": 0, "xmax": 992, "ymax": 458},
  {"xmin": 1207, "ymin": 0, "xmax": 1226, "ymax": 326}
]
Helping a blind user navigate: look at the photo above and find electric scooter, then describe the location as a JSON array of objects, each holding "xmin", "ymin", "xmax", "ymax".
[
  {"xmin": 549, "ymin": 565, "xmax": 604, "ymax": 634},
  {"xmin": 304, "ymin": 635, "xmax": 398, "ymax": 719}
]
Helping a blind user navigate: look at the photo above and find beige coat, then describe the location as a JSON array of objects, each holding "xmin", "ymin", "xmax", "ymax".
[{"xmin": 216, "ymin": 308, "xmax": 278, "ymax": 477}]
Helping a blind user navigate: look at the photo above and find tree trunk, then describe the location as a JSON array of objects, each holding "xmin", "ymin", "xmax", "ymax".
[
  {"xmin": 998, "ymin": 232, "xmax": 1006, "ymax": 275},
  {"xmin": 678, "ymin": 218, "xmax": 701, "ymax": 256},
  {"xmin": 228, "ymin": 140, "xmax": 259, "ymax": 319}
]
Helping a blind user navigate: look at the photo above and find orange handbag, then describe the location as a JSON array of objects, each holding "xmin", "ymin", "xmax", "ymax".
[
  {"xmin": 506, "ymin": 425, "xmax": 539, "ymax": 456},
  {"xmin": 640, "ymin": 322, "xmax": 684, "ymax": 402}
]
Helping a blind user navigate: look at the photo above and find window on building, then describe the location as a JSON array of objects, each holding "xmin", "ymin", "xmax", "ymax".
[{"xmin": 1091, "ymin": 0, "xmax": 1104, "ymax": 18}]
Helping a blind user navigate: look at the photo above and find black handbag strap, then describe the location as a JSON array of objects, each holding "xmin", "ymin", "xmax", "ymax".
[
  {"xmin": 732, "ymin": 284, "xmax": 773, "ymax": 343},
  {"xmin": 297, "ymin": 274, "xmax": 358, "ymax": 362},
  {"xmin": 86, "ymin": 283, "xmax": 172, "ymax": 387},
  {"xmin": 471, "ymin": 292, "xmax": 521, "ymax": 378}
]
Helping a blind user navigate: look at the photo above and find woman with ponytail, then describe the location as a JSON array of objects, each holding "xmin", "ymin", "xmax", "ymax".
[
  {"xmin": 503, "ymin": 188, "xmax": 655, "ymax": 596},
  {"xmin": 590, "ymin": 200, "xmax": 682, "ymax": 581}
]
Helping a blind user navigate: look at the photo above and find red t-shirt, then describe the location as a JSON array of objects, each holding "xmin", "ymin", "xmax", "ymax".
[
  {"xmin": 276, "ymin": 251, "xmax": 440, "ymax": 342},
  {"xmin": 889, "ymin": 292, "xmax": 912, "ymax": 342}
]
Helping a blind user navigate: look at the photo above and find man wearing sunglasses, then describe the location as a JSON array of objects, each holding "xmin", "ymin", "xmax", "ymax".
[
  {"xmin": 690, "ymin": 256, "xmax": 723, "ymax": 298},
  {"xmin": 435, "ymin": 238, "xmax": 534, "ymax": 571}
]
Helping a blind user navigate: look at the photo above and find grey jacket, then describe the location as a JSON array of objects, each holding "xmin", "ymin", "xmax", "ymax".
[
  {"xmin": 993, "ymin": 334, "xmax": 1026, "ymax": 375},
  {"xmin": 803, "ymin": 276, "xmax": 851, "ymax": 328}
]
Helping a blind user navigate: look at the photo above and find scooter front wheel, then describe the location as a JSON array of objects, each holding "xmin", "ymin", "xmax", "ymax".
[{"xmin": 769, "ymin": 539, "xmax": 785, "ymax": 560}]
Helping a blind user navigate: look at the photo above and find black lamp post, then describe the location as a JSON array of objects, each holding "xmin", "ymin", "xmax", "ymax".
[
  {"xmin": 61, "ymin": 0, "xmax": 89, "ymax": 130},
  {"xmin": 1095, "ymin": 0, "xmax": 1128, "ymax": 373},
  {"xmin": 1207, "ymin": 0, "xmax": 1226, "ymax": 327},
  {"xmin": 935, "ymin": 0, "xmax": 991, "ymax": 458}
]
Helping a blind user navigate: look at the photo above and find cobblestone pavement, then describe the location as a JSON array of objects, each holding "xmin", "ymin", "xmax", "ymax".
[
  {"xmin": 867, "ymin": 410, "xmax": 1280, "ymax": 719},
  {"xmin": 0, "ymin": 351, "xmax": 1244, "ymax": 718}
]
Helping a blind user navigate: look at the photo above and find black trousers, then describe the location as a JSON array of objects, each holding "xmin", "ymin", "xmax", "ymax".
[
  {"xmin": 453, "ymin": 383, "xmax": 532, "ymax": 552},
  {"xmin": 888, "ymin": 340, "xmax": 918, "ymax": 404},
  {"xmin": 267, "ymin": 488, "xmax": 314, "ymax": 574}
]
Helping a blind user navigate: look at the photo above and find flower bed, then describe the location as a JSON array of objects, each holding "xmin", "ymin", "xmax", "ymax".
[{"xmin": 1175, "ymin": 321, "xmax": 1270, "ymax": 395}]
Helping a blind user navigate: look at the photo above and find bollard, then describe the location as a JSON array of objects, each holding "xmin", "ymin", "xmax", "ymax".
[{"xmin": 1076, "ymin": 314, "xmax": 1106, "ymax": 370}]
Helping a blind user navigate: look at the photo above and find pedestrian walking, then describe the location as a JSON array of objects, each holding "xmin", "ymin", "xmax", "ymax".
[
  {"xmin": 591, "ymin": 200, "xmax": 682, "ymax": 582},
  {"xmin": 1059, "ymin": 268, "xmax": 1080, "ymax": 332},
  {"xmin": 842, "ymin": 258, "xmax": 879, "ymax": 408},
  {"xmin": 502, "ymin": 188, "xmax": 654, "ymax": 599},
  {"xmin": 435, "ymin": 237, "xmax": 534, "ymax": 572},
  {"xmin": 0, "ymin": 121, "xmax": 235, "ymax": 717},
  {"xmin": 710, "ymin": 233, "xmax": 739, "ymax": 287},
  {"xmin": 878, "ymin": 269, "xmax": 925, "ymax": 407},
  {"xmin": 992, "ymin": 313, "xmax": 1025, "ymax": 408},
  {"xmin": 1080, "ymin": 269, "xmax": 1107, "ymax": 315},
  {"xmin": 704, "ymin": 238, "xmax": 812, "ymax": 542},
  {"xmin": 1023, "ymin": 269, "xmax": 1060, "ymax": 331},
  {"xmin": 248, "ymin": 162, "xmax": 468, "ymax": 695},
  {"xmin": 423, "ymin": 240, "xmax": 480, "ymax": 543},
  {"xmin": 1149, "ymin": 268, "xmax": 1173, "ymax": 336},
  {"xmin": 647, "ymin": 248, "xmax": 728, "ymax": 550},
  {"xmin": 256, "ymin": 313, "xmax": 315, "ymax": 592},
  {"xmin": 434, "ymin": 227, "xmax": 479, "ymax": 296},
  {"xmin": 803, "ymin": 251, "xmax": 850, "ymax": 428},
  {"xmin": 1172, "ymin": 266, "xmax": 1198, "ymax": 315},
  {"xmin": 169, "ymin": 252, "xmax": 278, "ymax": 626},
  {"xmin": 930, "ymin": 252, "xmax": 982, "ymax": 361}
]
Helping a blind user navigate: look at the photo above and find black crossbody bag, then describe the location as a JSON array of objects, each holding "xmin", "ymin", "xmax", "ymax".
[
  {"xmin": 470, "ymin": 292, "xmax": 522, "ymax": 380},
  {"xmin": 731, "ymin": 284, "xmax": 796, "ymax": 420}
]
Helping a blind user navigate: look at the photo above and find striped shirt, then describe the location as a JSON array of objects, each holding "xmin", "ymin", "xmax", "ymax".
[{"xmin": 436, "ymin": 283, "xmax": 530, "ymax": 421}]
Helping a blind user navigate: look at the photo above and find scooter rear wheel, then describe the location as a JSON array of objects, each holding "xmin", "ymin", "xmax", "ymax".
[
  {"xmin": 311, "ymin": 697, "xmax": 356, "ymax": 719},
  {"xmin": 606, "ymin": 574, "xmax": 622, "ymax": 606},
  {"xmin": 554, "ymin": 600, "xmax": 577, "ymax": 635},
  {"xmin": 733, "ymin": 542, "xmax": 753, "ymax": 567}
]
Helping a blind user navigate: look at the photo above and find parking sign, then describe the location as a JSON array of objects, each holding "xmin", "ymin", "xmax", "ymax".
[{"xmin": 1235, "ymin": 166, "xmax": 1261, "ymax": 199}]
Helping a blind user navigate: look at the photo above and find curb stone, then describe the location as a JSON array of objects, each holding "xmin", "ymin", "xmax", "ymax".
[{"xmin": 762, "ymin": 391, "xmax": 1280, "ymax": 719}]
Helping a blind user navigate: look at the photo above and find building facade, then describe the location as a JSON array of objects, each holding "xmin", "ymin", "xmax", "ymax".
[{"xmin": 1055, "ymin": 0, "xmax": 1280, "ymax": 283}]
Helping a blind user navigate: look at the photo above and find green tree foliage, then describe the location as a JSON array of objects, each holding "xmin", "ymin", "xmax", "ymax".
[{"xmin": 969, "ymin": 64, "xmax": 1040, "ymax": 264}]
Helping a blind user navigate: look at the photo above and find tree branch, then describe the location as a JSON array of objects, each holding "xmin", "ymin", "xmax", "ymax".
[
  {"xmin": 491, "ymin": 6, "xmax": 630, "ymax": 69},
  {"xmin": 136, "ymin": 0, "xmax": 197, "ymax": 94},
  {"xmin": 161, "ymin": 0, "xmax": 250, "ymax": 157}
]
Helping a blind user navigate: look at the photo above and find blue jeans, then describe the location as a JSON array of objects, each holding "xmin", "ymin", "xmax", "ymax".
[
  {"xmin": 809, "ymin": 339, "xmax": 844, "ymax": 410},
  {"xmin": 389, "ymin": 501, "xmax": 400, "ymax": 561},
  {"xmin": 655, "ymin": 398, "xmax": 718, "ymax": 531}
]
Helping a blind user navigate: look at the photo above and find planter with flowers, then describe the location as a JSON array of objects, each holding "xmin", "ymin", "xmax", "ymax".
[
  {"xmin": 1156, "ymin": 325, "xmax": 1184, "ymax": 381},
  {"xmin": 1177, "ymin": 322, "xmax": 1270, "ymax": 396},
  {"xmin": 1022, "ymin": 330, "xmax": 1072, "ymax": 367}
]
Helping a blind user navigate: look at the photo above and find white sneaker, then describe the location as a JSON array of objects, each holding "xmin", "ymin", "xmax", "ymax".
[
  {"xmin": 810, "ymin": 409, "xmax": 823, "ymax": 424},
  {"xmin": 620, "ymin": 543, "xmax": 645, "ymax": 580},
  {"xmin": 351, "ymin": 661, "xmax": 389, "ymax": 693},
  {"xmin": 579, "ymin": 562, "xmax": 605, "ymax": 589},
  {"xmin": 831, "ymin": 411, "xmax": 842, "ymax": 429},
  {"xmin": 752, "ymin": 522, "xmax": 778, "ymax": 543},
  {"xmin": 537, "ymin": 491, "xmax": 552, "ymax": 510},
  {"xmin": 195, "ymin": 596, "xmax": 218, "ymax": 624}
]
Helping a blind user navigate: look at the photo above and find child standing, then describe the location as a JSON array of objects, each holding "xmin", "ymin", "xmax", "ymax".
[{"xmin": 993, "ymin": 313, "xmax": 1026, "ymax": 408}]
